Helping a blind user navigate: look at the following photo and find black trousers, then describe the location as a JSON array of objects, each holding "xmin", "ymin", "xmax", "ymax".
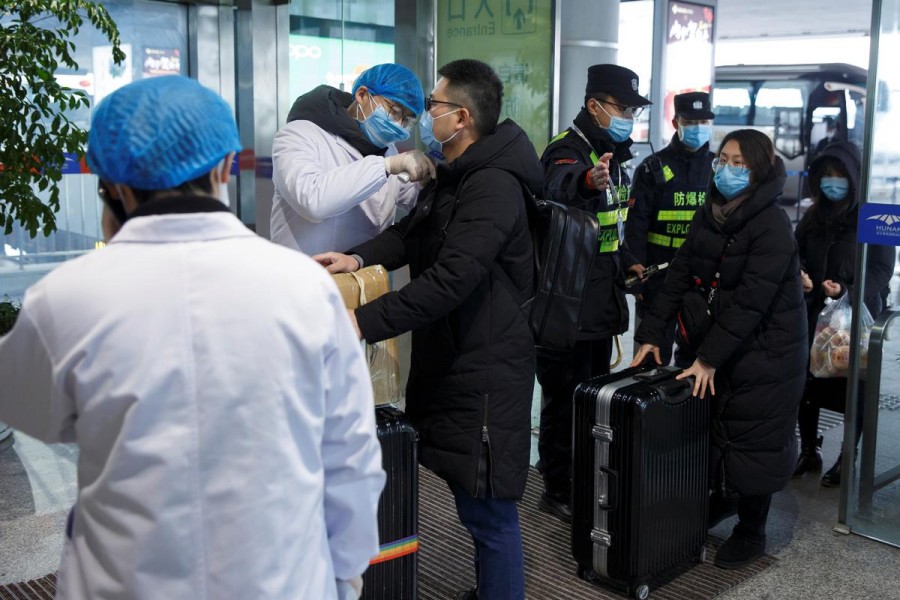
[
  {"xmin": 634, "ymin": 299, "xmax": 694, "ymax": 368},
  {"xmin": 536, "ymin": 338, "xmax": 612, "ymax": 496},
  {"xmin": 798, "ymin": 377, "xmax": 864, "ymax": 451},
  {"xmin": 735, "ymin": 493, "xmax": 772, "ymax": 538}
]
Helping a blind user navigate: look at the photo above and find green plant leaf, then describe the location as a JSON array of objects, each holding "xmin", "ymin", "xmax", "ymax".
[{"xmin": 0, "ymin": 0, "xmax": 123, "ymax": 238}]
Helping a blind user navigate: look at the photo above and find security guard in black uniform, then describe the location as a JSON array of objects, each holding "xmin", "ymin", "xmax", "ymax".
[
  {"xmin": 536, "ymin": 64, "xmax": 651, "ymax": 521},
  {"xmin": 625, "ymin": 91, "xmax": 716, "ymax": 367}
]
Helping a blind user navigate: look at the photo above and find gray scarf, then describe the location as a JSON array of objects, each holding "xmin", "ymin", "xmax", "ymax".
[{"xmin": 711, "ymin": 191, "xmax": 751, "ymax": 226}]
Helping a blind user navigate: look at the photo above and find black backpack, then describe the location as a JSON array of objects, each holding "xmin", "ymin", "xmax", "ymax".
[{"xmin": 447, "ymin": 173, "xmax": 599, "ymax": 353}]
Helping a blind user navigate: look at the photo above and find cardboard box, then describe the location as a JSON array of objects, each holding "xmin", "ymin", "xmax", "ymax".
[{"xmin": 333, "ymin": 265, "xmax": 401, "ymax": 406}]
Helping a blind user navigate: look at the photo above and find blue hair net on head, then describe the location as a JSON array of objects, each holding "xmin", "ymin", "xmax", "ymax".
[
  {"xmin": 87, "ymin": 76, "xmax": 242, "ymax": 191},
  {"xmin": 352, "ymin": 64, "xmax": 425, "ymax": 116}
]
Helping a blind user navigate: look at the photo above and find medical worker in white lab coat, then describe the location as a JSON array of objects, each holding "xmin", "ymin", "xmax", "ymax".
[
  {"xmin": 0, "ymin": 75, "xmax": 385, "ymax": 600},
  {"xmin": 271, "ymin": 63, "xmax": 435, "ymax": 255}
]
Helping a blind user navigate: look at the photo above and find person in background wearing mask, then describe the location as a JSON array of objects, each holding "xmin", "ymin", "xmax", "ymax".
[
  {"xmin": 0, "ymin": 76, "xmax": 384, "ymax": 600},
  {"xmin": 315, "ymin": 59, "xmax": 540, "ymax": 600},
  {"xmin": 793, "ymin": 141, "xmax": 895, "ymax": 486},
  {"xmin": 625, "ymin": 91, "xmax": 716, "ymax": 368},
  {"xmin": 633, "ymin": 129, "xmax": 807, "ymax": 569},
  {"xmin": 536, "ymin": 64, "xmax": 651, "ymax": 521},
  {"xmin": 271, "ymin": 63, "xmax": 434, "ymax": 255}
]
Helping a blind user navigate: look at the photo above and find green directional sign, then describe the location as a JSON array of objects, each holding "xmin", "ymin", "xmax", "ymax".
[{"xmin": 437, "ymin": 0, "xmax": 554, "ymax": 154}]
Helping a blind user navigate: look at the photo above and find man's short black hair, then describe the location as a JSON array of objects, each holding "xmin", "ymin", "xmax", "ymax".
[{"xmin": 437, "ymin": 59, "xmax": 503, "ymax": 136}]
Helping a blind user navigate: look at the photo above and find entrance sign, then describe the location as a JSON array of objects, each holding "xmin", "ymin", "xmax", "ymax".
[{"xmin": 437, "ymin": 0, "xmax": 554, "ymax": 153}]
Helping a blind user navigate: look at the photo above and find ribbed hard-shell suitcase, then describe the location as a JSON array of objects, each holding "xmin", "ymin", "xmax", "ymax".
[
  {"xmin": 363, "ymin": 406, "xmax": 419, "ymax": 599},
  {"xmin": 572, "ymin": 366, "xmax": 709, "ymax": 599}
]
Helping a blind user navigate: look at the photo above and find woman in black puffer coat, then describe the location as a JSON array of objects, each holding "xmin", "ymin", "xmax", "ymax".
[
  {"xmin": 633, "ymin": 129, "xmax": 807, "ymax": 570},
  {"xmin": 792, "ymin": 141, "xmax": 895, "ymax": 486}
]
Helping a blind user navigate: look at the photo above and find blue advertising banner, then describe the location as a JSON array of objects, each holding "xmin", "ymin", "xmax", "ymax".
[{"xmin": 858, "ymin": 202, "xmax": 900, "ymax": 246}]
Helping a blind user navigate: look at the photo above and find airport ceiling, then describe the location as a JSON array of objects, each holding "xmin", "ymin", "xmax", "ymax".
[{"xmin": 715, "ymin": 0, "xmax": 872, "ymax": 40}]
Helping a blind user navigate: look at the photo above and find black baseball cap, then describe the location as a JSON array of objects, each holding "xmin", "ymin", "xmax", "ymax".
[
  {"xmin": 585, "ymin": 64, "xmax": 651, "ymax": 108},
  {"xmin": 674, "ymin": 91, "xmax": 715, "ymax": 120}
]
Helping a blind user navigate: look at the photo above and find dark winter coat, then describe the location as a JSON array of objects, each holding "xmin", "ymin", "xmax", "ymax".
[
  {"xmin": 796, "ymin": 141, "xmax": 895, "ymax": 344},
  {"xmin": 540, "ymin": 109, "xmax": 632, "ymax": 339},
  {"xmin": 351, "ymin": 120, "xmax": 539, "ymax": 500},
  {"xmin": 636, "ymin": 158, "xmax": 808, "ymax": 496},
  {"xmin": 625, "ymin": 136, "xmax": 715, "ymax": 300}
]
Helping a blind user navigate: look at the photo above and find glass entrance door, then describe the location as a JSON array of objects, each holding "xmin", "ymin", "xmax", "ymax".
[{"xmin": 842, "ymin": 0, "xmax": 900, "ymax": 549}]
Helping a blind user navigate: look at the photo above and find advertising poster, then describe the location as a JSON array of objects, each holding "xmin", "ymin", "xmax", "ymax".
[
  {"xmin": 93, "ymin": 44, "xmax": 133, "ymax": 105},
  {"xmin": 664, "ymin": 1, "xmax": 714, "ymax": 142},
  {"xmin": 437, "ymin": 0, "xmax": 553, "ymax": 153},
  {"xmin": 287, "ymin": 35, "xmax": 394, "ymax": 103},
  {"xmin": 143, "ymin": 48, "xmax": 182, "ymax": 78}
]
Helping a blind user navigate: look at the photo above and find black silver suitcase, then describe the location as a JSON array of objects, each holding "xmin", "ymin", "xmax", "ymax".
[
  {"xmin": 363, "ymin": 406, "xmax": 419, "ymax": 599},
  {"xmin": 572, "ymin": 366, "xmax": 709, "ymax": 599}
]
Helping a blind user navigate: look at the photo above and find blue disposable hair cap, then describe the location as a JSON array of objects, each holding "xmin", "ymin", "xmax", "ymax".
[
  {"xmin": 352, "ymin": 64, "xmax": 425, "ymax": 116},
  {"xmin": 87, "ymin": 76, "xmax": 242, "ymax": 191}
]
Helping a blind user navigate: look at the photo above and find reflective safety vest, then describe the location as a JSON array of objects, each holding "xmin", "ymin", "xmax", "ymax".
[
  {"xmin": 549, "ymin": 129, "xmax": 630, "ymax": 254},
  {"xmin": 646, "ymin": 191, "xmax": 707, "ymax": 249}
]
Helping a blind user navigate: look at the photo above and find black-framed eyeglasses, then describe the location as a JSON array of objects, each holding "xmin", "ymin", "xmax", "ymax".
[
  {"xmin": 425, "ymin": 95, "xmax": 464, "ymax": 112},
  {"xmin": 376, "ymin": 97, "xmax": 416, "ymax": 129},
  {"xmin": 98, "ymin": 182, "xmax": 110, "ymax": 202},
  {"xmin": 593, "ymin": 97, "xmax": 645, "ymax": 119}
]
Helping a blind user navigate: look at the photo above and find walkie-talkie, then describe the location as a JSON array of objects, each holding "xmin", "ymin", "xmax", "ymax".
[
  {"xmin": 625, "ymin": 262, "xmax": 669, "ymax": 288},
  {"xmin": 643, "ymin": 138, "xmax": 667, "ymax": 187}
]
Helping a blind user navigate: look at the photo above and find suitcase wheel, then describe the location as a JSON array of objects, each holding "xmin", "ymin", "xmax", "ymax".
[
  {"xmin": 631, "ymin": 584, "xmax": 650, "ymax": 600},
  {"xmin": 576, "ymin": 565, "xmax": 598, "ymax": 582}
]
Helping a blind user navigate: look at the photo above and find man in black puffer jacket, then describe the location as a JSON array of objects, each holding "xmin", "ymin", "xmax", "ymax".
[
  {"xmin": 315, "ymin": 59, "xmax": 538, "ymax": 600},
  {"xmin": 634, "ymin": 130, "xmax": 808, "ymax": 570}
]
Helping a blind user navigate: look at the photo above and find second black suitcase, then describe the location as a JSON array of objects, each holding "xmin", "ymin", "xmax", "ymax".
[
  {"xmin": 363, "ymin": 406, "xmax": 419, "ymax": 600},
  {"xmin": 572, "ymin": 366, "xmax": 709, "ymax": 600}
]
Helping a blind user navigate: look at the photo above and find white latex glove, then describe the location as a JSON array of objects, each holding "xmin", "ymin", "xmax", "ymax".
[
  {"xmin": 384, "ymin": 150, "xmax": 436, "ymax": 183},
  {"xmin": 336, "ymin": 576, "xmax": 364, "ymax": 599}
]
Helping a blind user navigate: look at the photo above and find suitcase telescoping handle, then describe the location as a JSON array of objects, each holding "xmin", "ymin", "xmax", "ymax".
[{"xmin": 597, "ymin": 467, "xmax": 618, "ymax": 511}]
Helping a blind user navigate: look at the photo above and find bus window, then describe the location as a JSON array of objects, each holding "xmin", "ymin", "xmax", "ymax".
[
  {"xmin": 712, "ymin": 83, "xmax": 752, "ymax": 125},
  {"xmin": 754, "ymin": 82, "xmax": 807, "ymax": 127}
]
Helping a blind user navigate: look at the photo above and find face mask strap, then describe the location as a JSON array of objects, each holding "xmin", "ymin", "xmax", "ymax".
[{"xmin": 431, "ymin": 108, "xmax": 463, "ymax": 144}]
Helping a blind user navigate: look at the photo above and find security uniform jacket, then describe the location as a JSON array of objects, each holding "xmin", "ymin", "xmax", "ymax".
[
  {"xmin": 636, "ymin": 159, "xmax": 808, "ymax": 496},
  {"xmin": 796, "ymin": 141, "xmax": 895, "ymax": 345},
  {"xmin": 271, "ymin": 85, "xmax": 419, "ymax": 255},
  {"xmin": 0, "ymin": 200, "xmax": 385, "ymax": 599},
  {"xmin": 625, "ymin": 136, "xmax": 714, "ymax": 299},
  {"xmin": 540, "ymin": 108, "xmax": 631, "ymax": 339},
  {"xmin": 350, "ymin": 120, "xmax": 538, "ymax": 500}
]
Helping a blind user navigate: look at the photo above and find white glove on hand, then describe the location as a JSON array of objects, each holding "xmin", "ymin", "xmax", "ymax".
[
  {"xmin": 336, "ymin": 576, "xmax": 364, "ymax": 600},
  {"xmin": 384, "ymin": 150, "xmax": 436, "ymax": 183}
]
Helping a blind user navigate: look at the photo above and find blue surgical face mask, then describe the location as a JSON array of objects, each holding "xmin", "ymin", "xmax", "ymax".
[
  {"xmin": 357, "ymin": 98, "xmax": 410, "ymax": 148},
  {"xmin": 820, "ymin": 176, "xmax": 849, "ymax": 201},
  {"xmin": 714, "ymin": 164, "xmax": 752, "ymax": 200},
  {"xmin": 419, "ymin": 109, "xmax": 461, "ymax": 161},
  {"xmin": 678, "ymin": 124, "xmax": 712, "ymax": 150},
  {"xmin": 595, "ymin": 102, "xmax": 634, "ymax": 143}
]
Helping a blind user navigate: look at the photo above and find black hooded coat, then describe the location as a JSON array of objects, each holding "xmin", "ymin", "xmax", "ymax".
[
  {"xmin": 636, "ymin": 158, "xmax": 808, "ymax": 496},
  {"xmin": 350, "ymin": 120, "xmax": 539, "ymax": 500},
  {"xmin": 795, "ymin": 141, "xmax": 895, "ymax": 343}
]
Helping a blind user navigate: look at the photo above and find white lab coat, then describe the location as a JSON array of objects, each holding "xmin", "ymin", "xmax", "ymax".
[
  {"xmin": 0, "ymin": 212, "xmax": 385, "ymax": 600},
  {"xmin": 270, "ymin": 119, "xmax": 419, "ymax": 255}
]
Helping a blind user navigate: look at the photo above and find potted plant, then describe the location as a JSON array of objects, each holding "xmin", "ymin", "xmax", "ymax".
[{"xmin": 0, "ymin": 296, "xmax": 20, "ymax": 449}]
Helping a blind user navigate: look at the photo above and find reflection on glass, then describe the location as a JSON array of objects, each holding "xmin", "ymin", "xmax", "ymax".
[
  {"xmin": 0, "ymin": 0, "xmax": 188, "ymax": 302},
  {"xmin": 846, "ymin": 0, "xmax": 900, "ymax": 550}
]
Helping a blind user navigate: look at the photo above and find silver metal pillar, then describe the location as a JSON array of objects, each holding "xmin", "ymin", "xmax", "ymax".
[
  {"xmin": 556, "ymin": 0, "xmax": 619, "ymax": 133},
  {"xmin": 395, "ymin": 0, "xmax": 435, "ymax": 96}
]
